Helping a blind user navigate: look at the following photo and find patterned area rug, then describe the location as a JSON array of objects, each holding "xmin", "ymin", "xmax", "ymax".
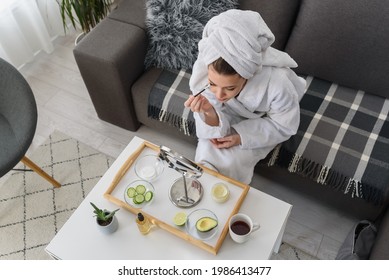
[
  {"xmin": 0, "ymin": 131, "xmax": 113, "ymax": 260},
  {"xmin": 0, "ymin": 131, "xmax": 315, "ymax": 260},
  {"xmin": 271, "ymin": 243, "xmax": 317, "ymax": 260}
]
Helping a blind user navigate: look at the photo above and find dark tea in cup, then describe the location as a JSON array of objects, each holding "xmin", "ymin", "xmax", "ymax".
[
  {"xmin": 229, "ymin": 213, "xmax": 260, "ymax": 243},
  {"xmin": 230, "ymin": 220, "xmax": 251, "ymax": 235}
]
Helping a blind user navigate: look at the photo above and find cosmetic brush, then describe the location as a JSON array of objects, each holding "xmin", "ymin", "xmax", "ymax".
[{"xmin": 192, "ymin": 84, "xmax": 210, "ymax": 97}]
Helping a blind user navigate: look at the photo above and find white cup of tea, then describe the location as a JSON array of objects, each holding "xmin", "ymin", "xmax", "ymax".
[{"xmin": 228, "ymin": 213, "xmax": 260, "ymax": 244}]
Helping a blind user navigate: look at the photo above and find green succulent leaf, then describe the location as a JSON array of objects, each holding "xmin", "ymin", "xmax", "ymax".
[{"xmin": 90, "ymin": 202, "xmax": 119, "ymax": 222}]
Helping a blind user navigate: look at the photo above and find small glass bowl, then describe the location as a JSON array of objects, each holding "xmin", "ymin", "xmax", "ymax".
[
  {"xmin": 185, "ymin": 209, "xmax": 218, "ymax": 240},
  {"xmin": 211, "ymin": 182, "xmax": 230, "ymax": 203},
  {"xmin": 124, "ymin": 180, "xmax": 155, "ymax": 209},
  {"xmin": 134, "ymin": 155, "xmax": 164, "ymax": 182}
]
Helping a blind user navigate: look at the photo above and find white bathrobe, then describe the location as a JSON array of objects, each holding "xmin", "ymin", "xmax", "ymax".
[
  {"xmin": 192, "ymin": 66, "xmax": 305, "ymax": 184},
  {"xmin": 189, "ymin": 9, "xmax": 306, "ymax": 184}
]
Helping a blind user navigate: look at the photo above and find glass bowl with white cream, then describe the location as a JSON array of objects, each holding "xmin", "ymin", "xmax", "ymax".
[{"xmin": 134, "ymin": 154, "xmax": 164, "ymax": 182}]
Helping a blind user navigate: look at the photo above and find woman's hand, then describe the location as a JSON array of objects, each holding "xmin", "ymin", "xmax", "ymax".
[
  {"xmin": 210, "ymin": 133, "xmax": 241, "ymax": 149},
  {"xmin": 184, "ymin": 95, "xmax": 213, "ymax": 113},
  {"xmin": 184, "ymin": 95, "xmax": 219, "ymax": 126}
]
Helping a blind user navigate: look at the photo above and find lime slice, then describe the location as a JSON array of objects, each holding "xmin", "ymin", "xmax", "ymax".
[
  {"xmin": 173, "ymin": 212, "xmax": 187, "ymax": 226},
  {"xmin": 144, "ymin": 191, "xmax": 153, "ymax": 202},
  {"xmin": 135, "ymin": 184, "xmax": 146, "ymax": 195},
  {"xmin": 133, "ymin": 194, "xmax": 145, "ymax": 204},
  {"xmin": 126, "ymin": 187, "xmax": 136, "ymax": 198}
]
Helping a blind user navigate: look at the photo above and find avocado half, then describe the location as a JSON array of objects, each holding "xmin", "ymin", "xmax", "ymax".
[{"xmin": 196, "ymin": 217, "xmax": 218, "ymax": 232}]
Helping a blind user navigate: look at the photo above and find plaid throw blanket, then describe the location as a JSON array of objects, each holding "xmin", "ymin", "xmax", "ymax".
[
  {"xmin": 148, "ymin": 69, "xmax": 196, "ymax": 136},
  {"xmin": 266, "ymin": 76, "xmax": 389, "ymax": 205},
  {"xmin": 148, "ymin": 70, "xmax": 389, "ymax": 205}
]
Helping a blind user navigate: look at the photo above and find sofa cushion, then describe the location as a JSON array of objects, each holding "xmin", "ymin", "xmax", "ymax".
[
  {"xmin": 147, "ymin": 68, "xmax": 196, "ymax": 136},
  {"xmin": 143, "ymin": 0, "xmax": 238, "ymax": 70},
  {"xmin": 132, "ymin": 67, "xmax": 198, "ymax": 145},
  {"xmin": 265, "ymin": 76, "xmax": 389, "ymax": 205},
  {"xmin": 238, "ymin": 0, "xmax": 301, "ymax": 50},
  {"xmin": 285, "ymin": 0, "xmax": 389, "ymax": 99}
]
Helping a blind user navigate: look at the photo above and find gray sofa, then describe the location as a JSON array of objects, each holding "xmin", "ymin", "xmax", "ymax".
[{"xmin": 73, "ymin": 0, "xmax": 389, "ymax": 259}]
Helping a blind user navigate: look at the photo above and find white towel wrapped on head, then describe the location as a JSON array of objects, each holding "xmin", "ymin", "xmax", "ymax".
[{"xmin": 190, "ymin": 9, "xmax": 298, "ymax": 92}]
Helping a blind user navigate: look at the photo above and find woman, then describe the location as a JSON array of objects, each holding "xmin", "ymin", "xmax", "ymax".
[{"xmin": 185, "ymin": 9, "xmax": 306, "ymax": 184}]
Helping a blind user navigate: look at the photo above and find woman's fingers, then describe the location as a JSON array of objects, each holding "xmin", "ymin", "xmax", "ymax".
[
  {"xmin": 184, "ymin": 95, "xmax": 206, "ymax": 112},
  {"xmin": 184, "ymin": 95, "xmax": 195, "ymax": 107},
  {"xmin": 210, "ymin": 134, "xmax": 241, "ymax": 149}
]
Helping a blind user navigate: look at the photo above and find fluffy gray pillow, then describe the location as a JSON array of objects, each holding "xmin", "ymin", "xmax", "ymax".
[{"xmin": 144, "ymin": 0, "xmax": 238, "ymax": 70}]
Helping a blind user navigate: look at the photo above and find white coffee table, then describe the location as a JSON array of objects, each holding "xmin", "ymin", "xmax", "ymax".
[{"xmin": 45, "ymin": 136, "xmax": 291, "ymax": 260}]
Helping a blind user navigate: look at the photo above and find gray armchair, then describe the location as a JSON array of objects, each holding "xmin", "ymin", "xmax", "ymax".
[{"xmin": 0, "ymin": 57, "xmax": 60, "ymax": 187}]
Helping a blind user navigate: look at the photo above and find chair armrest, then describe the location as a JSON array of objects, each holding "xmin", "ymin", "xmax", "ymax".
[{"xmin": 74, "ymin": 17, "xmax": 147, "ymax": 131}]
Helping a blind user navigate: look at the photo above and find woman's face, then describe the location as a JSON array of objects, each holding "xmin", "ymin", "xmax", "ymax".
[{"xmin": 207, "ymin": 65, "xmax": 247, "ymax": 103}]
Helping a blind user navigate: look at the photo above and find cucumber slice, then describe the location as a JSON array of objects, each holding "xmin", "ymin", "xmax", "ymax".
[
  {"xmin": 133, "ymin": 194, "xmax": 145, "ymax": 204},
  {"xmin": 135, "ymin": 184, "xmax": 146, "ymax": 195},
  {"xmin": 126, "ymin": 187, "xmax": 136, "ymax": 198},
  {"xmin": 144, "ymin": 191, "xmax": 153, "ymax": 202}
]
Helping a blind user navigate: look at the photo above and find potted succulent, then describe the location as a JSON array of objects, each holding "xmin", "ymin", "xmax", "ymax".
[
  {"xmin": 90, "ymin": 202, "xmax": 119, "ymax": 234},
  {"xmin": 57, "ymin": 0, "xmax": 114, "ymax": 43}
]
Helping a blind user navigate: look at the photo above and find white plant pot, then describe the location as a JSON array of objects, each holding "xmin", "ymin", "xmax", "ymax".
[
  {"xmin": 75, "ymin": 32, "xmax": 86, "ymax": 46},
  {"xmin": 96, "ymin": 214, "xmax": 118, "ymax": 234}
]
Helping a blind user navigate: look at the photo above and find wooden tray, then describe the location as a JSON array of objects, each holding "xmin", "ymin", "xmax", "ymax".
[{"xmin": 104, "ymin": 141, "xmax": 249, "ymax": 255}]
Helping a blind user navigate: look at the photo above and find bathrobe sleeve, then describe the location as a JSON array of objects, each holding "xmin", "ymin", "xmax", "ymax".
[
  {"xmin": 232, "ymin": 71, "xmax": 302, "ymax": 150},
  {"xmin": 194, "ymin": 92, "xmax": 233, "ymax": 139}
]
